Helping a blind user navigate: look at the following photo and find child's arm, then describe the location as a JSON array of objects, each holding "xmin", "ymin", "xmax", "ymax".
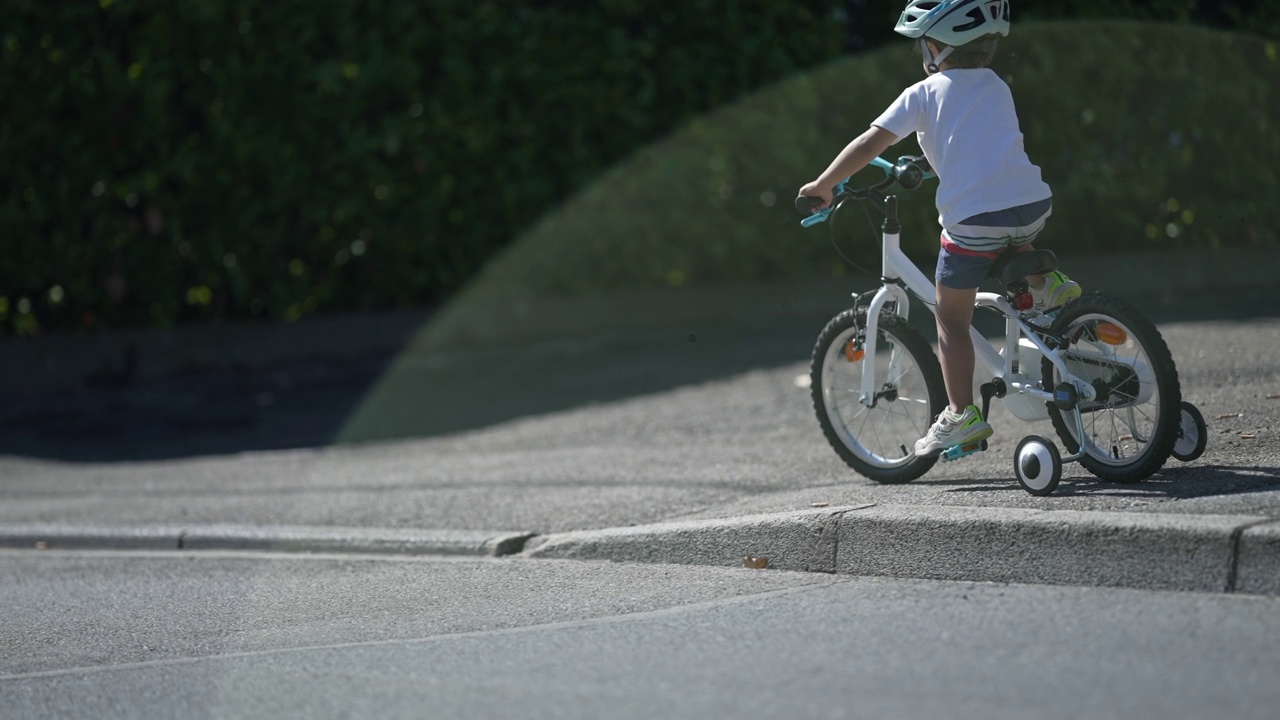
[{"xmin": 798, "ymin": 126, "xmax": 899, "ymax": 210}]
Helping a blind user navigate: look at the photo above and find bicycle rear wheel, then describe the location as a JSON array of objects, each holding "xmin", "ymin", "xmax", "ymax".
[
  {"xmin": 1041, "ymin": 294, "xmax": 1181, "ymax": 482},
  {"xmin": 811, "ymin": 310, "xmax": 946, "ymax": 483}
]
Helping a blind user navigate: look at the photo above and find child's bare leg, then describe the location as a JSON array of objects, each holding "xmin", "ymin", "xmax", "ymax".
[{"xmin": 934, "ymin": 284, "xmax": 978, "ymax": 413}]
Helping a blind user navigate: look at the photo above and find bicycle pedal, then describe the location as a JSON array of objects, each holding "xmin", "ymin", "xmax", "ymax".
[{"xmin": 940, "ymin": 440, "xmax": 989, "ymax": 462}]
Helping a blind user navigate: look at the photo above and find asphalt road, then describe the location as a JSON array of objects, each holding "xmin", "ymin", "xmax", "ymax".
[
  {"xmin": 1, "ymin": 315, "xmax": 1277, "ymax": 535},
  {"xmin": 2, "ymin": 285, "xmax": 1278, "ymax": 718},
  {"xmin": 3, "ymin": 551, "xmax": 1277, "ymax": 720}
]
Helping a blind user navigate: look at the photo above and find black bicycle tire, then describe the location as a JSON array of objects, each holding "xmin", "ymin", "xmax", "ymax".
[
  {"xmin": 1172, "ymin": 401, "xmax": 1208, "ymax": 462},
  {"xmin": 1041, "ymin": 294, "xmax": 1181, "ymax": 483},
  {"xmin": 811, "ymin": 311, "xmax": 946, "ymax": 483}
]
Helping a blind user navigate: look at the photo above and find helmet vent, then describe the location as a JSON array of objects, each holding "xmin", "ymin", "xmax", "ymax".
[
  {"xmin": 894, "ymin": 0, "xmax": 1010, "ymax": 46},
  {"xmin": 956, "ymin": 7, "xmax": 985, "ymax": 32}
]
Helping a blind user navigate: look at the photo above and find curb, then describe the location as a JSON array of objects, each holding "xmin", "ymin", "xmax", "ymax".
[
  {"xmin": 835, "ymin": 505, "xmax": 1273, "ymax": 595},
  {"xmin": 4, "ymin": 511, "xmax": 1278, "ymax": 596},
  {"xmin": 1238, "ymin": 521, "xmax": 1280, "ymax": 595},
  {"xmin": 523, "ymin": 506, "xmax": 870, "ymax": 574},
  {"xmin": 0, "ymin": 524, "xmax": 536, "ymax": 557},
  {"xmin": 525, "ymin": 505, "xmax": 1280, "ymax": 596}
]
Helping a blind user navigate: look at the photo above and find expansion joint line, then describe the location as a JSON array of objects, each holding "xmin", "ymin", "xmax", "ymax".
[
  {"xmin": 1226, "ymin": 519, "xmax": 1272, "ymax": 593},
  {"xmin": 825, "ymin": 505, "xmax": 874, "ymax": 575}
]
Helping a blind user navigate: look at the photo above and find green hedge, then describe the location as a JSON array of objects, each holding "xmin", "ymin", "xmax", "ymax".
[
  {"xmin": 3, "ymin": 2, "xmax": 1277, "ymax": 337},
  {"xmin": 1021, "ymin": 0, "xmax": 1280, "ymax": 37},
  {"xmin": 0, "ymin": 0, "xmax": 840, "ymax": 336},
  {"xmin": 454, "ymin": 22, "xmax": 1280, "ymax": 304},
  {"xmin": 841, "ymin": 1, "xmax": 1280, "ymax": 53}
]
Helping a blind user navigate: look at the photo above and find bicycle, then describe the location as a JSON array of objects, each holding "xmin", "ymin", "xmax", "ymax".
[{"xmin": 796, "ymin": 156, "xmax": 1207, "ymax": 495}]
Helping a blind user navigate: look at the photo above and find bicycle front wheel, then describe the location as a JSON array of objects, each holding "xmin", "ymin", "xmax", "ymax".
[
  {"xmin": 811, "ymin": 311, "xmax": 946, "ymax": 483},
  {"xmin": 1041, "ymin": 294, "xmax": 1181, "ymax": 483}
]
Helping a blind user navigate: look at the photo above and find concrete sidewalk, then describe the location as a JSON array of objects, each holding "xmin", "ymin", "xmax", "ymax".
[{"xmin": 2, "ymin": 247, "xmax": 1279, "ymax": 597}]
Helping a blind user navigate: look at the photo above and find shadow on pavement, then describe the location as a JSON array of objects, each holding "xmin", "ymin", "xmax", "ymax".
[
  {"xmin": 938, "ymin": 464, "xmax": 1280, "ymax": 503},
  {"xmin": 2, "ymin": 281, "xmax": 1277, "ymax": 464},
  {"xmin": 0, "ymin": 308, "xmax": 820, "ymax": 463}
]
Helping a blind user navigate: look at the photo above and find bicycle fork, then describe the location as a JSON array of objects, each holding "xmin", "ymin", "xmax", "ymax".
[{"xmin": 855, "ymin": 283, "xmax": 912, "ymax": 407}]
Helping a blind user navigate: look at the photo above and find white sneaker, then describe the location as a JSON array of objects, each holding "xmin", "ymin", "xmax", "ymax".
[{"xmin": 914, "ymin": 405, "xmax": 993, "ymax": 456}]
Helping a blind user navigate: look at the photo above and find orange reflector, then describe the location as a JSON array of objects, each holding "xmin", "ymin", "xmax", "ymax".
[
  {"xmin": 844, "ymin": 342, "xmax": 865, "ymax": 362},
  {"xmin": 1096, "ymin": 322, "xmax": 1127, "ymax": 345}
]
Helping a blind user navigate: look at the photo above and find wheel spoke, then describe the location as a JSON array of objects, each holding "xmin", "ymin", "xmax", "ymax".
[
  {"xmin": 815, "ymin": 318, "xmax": 942, "ymax": 476},
  {"xmin": 1044, "ymin": 301, "xmax": 1178, "ymax": 479}
]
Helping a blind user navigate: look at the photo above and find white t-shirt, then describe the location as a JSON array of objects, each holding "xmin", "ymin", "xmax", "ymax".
[{"xmin": 871, "ymin": 68, "xmax": 1051, "ymax": 230}]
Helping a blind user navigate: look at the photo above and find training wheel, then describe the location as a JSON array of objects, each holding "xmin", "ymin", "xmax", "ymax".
[
  {"xmin": 1172, "ymin": 401, "xmax": 1207, "ymax": 462},
  {"xmin": 1015, "ymin": 435, "xmax": 1062, "ymax": 496}
]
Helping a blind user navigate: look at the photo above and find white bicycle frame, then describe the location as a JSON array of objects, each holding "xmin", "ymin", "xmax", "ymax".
[{"xmin": 857, "ymin": 219, "xmax": 1099, "ymax": 421}]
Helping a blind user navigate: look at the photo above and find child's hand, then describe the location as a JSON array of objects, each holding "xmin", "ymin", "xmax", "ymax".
[{"xmin": 796, "ymin": 181, "xmax": 832, "ymax": 212}]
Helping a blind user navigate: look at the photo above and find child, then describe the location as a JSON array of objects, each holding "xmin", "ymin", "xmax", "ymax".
[{"xmin": 797, "ymin": 0, "xmax": 1080, "ymax": 457}]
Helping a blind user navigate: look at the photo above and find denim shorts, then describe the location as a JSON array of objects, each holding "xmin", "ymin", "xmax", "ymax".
[{"xmin": 936, "ymin": 198, "xmax": 1053, "ymax": 289}]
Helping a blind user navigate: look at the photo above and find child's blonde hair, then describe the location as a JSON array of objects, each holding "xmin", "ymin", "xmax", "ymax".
[{"xmin": 937, "ymin": 33, "xmax": 1000, "ymax": 69}]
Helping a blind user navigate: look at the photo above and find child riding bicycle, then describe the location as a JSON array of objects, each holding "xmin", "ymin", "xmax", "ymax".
[{"xmin": 797, "ymin": 0, "xmax": 1081, "ymax": 457}]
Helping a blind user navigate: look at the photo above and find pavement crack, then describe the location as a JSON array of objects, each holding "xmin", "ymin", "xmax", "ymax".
[{"xmin": 820, "ymin": 510, "xmax": 846, "ymax": 575}]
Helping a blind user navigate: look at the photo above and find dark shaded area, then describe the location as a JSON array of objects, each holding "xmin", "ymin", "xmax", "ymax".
[
  {"xmin": 934, "ymin": 465, "xmax": 1280, "ymax": 508},
  {"xmin": 2, "ymin": 286, "xmax": 1276, "ymax": 463},
  {"xmin": 840, "ymin": 0, "xmax": 1277, "ymax": 52},
  {"xmin": 4, "ymin": 2, "xmax": 1275, "ymax": 339},
  {"xmin": 0, "ymin": 327, "xmax": 814, "ymax": 463},
  {"xmin": 1, "ymin": 357, "xmax": 378, "ymax": 462},
  {"xmin": 0, "ymin": 275, "xmax": 849, "ymax": 461},
  {"xmin": 1, "ymin": 1, "xmax": 841, "ymax": 336}
]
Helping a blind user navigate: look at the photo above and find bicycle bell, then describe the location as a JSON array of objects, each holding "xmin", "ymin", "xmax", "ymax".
[{"xmin": 893, "ymin": 158, "xmax": 924, "ymax": 190}]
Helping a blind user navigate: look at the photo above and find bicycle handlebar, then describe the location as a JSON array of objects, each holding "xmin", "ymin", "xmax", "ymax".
[
  {"xmin": 796, "ymin": 156, "xmax": 935, "ymax": 227},
  {"xmin": 794, "ymin": 194, "xmax": 825, "ymax": 217}
]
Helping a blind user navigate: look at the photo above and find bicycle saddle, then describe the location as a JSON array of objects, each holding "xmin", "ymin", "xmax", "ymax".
[{"xmin": 988, "ymin": 249, "xmax": 1057, "ymax": 285}]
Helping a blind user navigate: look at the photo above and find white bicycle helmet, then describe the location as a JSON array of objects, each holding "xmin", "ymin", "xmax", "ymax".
[{"xmin": 895, "ymin": 0, "xmax": 1010, "ymax": 72}]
